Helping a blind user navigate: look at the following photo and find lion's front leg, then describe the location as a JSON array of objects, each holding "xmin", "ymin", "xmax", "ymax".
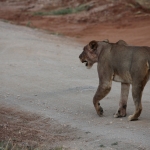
[
  {"xmin": 93, "ymin": 83, "xmax": 111, "ymax": 116},
  {"xmin": 114, "ymin": 83, "xmax": 130, "ymax": 118}
]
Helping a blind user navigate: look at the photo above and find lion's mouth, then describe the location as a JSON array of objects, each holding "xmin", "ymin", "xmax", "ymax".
[
  {"xmin": 85, "ymin": 62, "xmax": 88, "ymax": 66},
  {"xmin": 80, "ymin": 59, "xmax": 92, "ymax": 69},
  {"xmin": 82, "ymin": 60, "xmax": 88, "ymax": 66}
]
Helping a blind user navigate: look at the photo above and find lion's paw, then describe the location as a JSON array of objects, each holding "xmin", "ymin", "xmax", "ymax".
[
  {"xmin": 128, "ymin": 115, "xmax": 138, "ymax": 121},
  {"xmin": 114, "ymin": 108, "xmax": 126, "ymax": 118},
  {"xmin": 100, "ymin": 106, "xmax": 103, "ymax": 115},
  {"xmin": 97, "ymin": 104, "xmax": 103, "ymax": 117}
]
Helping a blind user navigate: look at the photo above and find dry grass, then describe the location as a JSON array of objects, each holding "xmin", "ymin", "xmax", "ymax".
[{"xmin": 0, "ymin": 140, "xmax": 65, "ymax": 150}]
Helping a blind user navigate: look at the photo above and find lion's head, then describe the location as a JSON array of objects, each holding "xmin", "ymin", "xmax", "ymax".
[
  {"xmin": 79, "ymin": 39, "xmax": 128, "ymax": 69},
  {"xmin": 79, "ymin": 40, "xmax": 99, "ymax": 69}
]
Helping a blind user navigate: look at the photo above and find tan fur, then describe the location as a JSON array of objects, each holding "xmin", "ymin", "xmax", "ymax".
[{"xmin": 79, "ymin": 40, "xmax": 150, "ymax": 121}]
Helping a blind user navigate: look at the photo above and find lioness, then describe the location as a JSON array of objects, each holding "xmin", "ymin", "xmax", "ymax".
[{"xmin": 79, "ymin": 40, "xmax": 150, "ymax": 121}]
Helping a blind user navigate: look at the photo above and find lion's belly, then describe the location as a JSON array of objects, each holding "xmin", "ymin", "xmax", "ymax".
[{"xmin": 113, "ymin": 72, "xmax": 132, "ymax": 84}]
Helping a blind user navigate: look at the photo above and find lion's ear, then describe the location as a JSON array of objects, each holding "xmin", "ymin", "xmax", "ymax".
[
  {"xmin": 89, "ymin": 40, "xmax": 98, "ymax": 51},
  {"xmin": 103, "ymin": 39, "xmax": 109, "ymax": 43}
]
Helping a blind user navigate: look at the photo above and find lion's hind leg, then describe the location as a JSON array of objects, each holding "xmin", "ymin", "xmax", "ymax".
[
  {"xmin": 128, "ymin": 73, "xmax": 149, "ymax": 121},
  {"xmin": 128, "ymin": 61, "xmax": 150, "ymax": 121},
  {"xmin": 128, "ymin": 84, "xmax": 143, "ymax": 121}
]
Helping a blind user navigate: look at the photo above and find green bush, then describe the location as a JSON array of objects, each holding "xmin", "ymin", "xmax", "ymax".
[{"xmin": 34, "ymin": 4, "xmax": 90, "ymax": 16}]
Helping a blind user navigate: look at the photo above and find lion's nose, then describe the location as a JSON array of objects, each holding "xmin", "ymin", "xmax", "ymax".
[
  {"xmin": 79, "ymin": 55, "xmax": 81, "ymax": 59},
  {"xmin": 79, "ymin": 54, "xmax": 82, "ymax": 59}
]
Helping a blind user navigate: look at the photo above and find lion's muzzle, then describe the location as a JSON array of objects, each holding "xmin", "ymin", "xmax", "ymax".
[
  {"xmin": 79, "ymin": 53, "xmax": 82, "ymax": 60},
  {"xmin": 79, "ymin": 54, "xmax": 88, "ymax": 66}
]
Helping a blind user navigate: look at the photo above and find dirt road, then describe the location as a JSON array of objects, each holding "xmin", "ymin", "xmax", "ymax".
[{"xmin": 0, "ymin": 21, "xmax": 150, "ymax": 150}]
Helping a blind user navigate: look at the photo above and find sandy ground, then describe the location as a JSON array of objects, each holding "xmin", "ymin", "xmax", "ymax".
[
  {"xmin": 0, "ymin": 21, "xmax": 150, "ymax": 149},
  {"xmin": 0, "ymin": 105, "xmax": 77, "ymax": 149}
]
